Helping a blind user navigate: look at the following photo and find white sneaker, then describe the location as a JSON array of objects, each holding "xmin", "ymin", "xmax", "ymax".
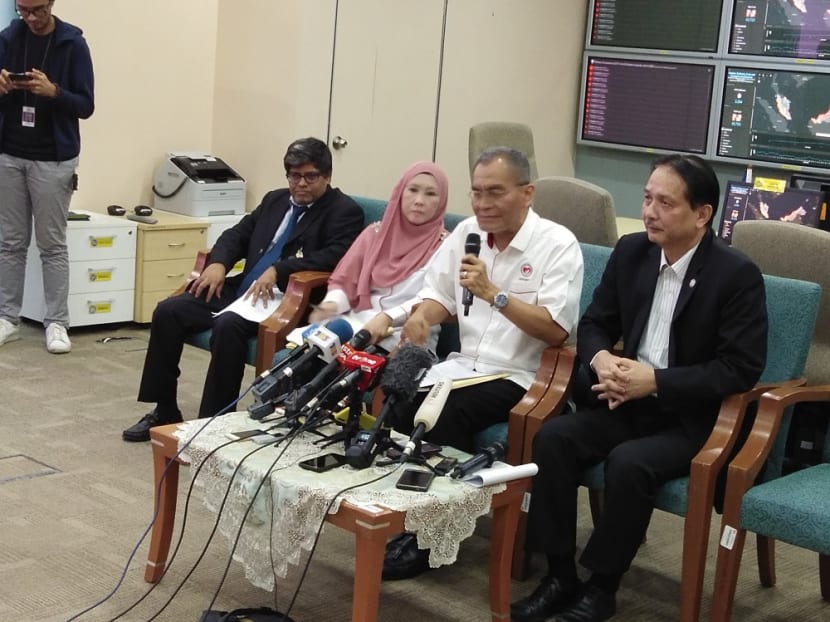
[
  {"xmin": 46, "ymin": 323, "xmax": 72, "ymax": 354},
  {"xmin": 0, "ymin": 318, "xmax": 20, "ymax": 346}
]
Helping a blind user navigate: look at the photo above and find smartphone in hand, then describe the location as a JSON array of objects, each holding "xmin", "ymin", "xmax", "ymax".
[{"xmin": 8, "ymin": 72, "xmax": 31, "ymax": 82}]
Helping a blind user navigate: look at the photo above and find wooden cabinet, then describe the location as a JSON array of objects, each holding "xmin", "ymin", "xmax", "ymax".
[
  {"xmin": 22, "ymin": 210, "xmax": 137, "ymax": 327},
  {"xmin": 133, "ymin": 211, "xmax": 207, "ymax": 323}
]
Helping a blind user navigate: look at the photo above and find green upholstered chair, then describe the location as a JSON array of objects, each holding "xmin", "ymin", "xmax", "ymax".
[
  {"xmin": 579, "ymin": 274, "xmax": 821, "ymax": 621},
  {"xmin": 710, "ymin": 384, "xmax": 830, "ymax": 621},
  {"xmin": 731, "ymin": 221, "xmax": 830, "ymax": 387},
  {"xmin": 456, "ymin": 243, "xmax": 608, "ymax": 453}
]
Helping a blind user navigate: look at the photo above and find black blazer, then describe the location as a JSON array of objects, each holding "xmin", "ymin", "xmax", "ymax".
[
  {"xmin": 577, "ymin": 229, "xmax": 768, "ymax": 439},
  {"xmin": 208, "ymin": 186, "xmax": 364, "ymax": 294}
]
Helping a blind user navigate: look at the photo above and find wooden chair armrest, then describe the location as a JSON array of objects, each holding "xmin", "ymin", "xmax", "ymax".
[
  {"xmin": 507, "ymin": 346, "xmax": 576, "ymax": 465},
  {"xmin": 729, "ymin": 384, "xmax": 830, "ymax": 485},
  {"xmin": 170, "ymin": 249, "xmax": 211, "ymax": 297},
  {"xmin": 254, "ymin": 270, "xmax": 332, "ymax": 373},
  {"xmin": 691, "ymin": 378, "xmax": 806, "ymax": 472},
  {"xmin": 720, "ymin": 384, "xmax": 830, "ymax": 526}
]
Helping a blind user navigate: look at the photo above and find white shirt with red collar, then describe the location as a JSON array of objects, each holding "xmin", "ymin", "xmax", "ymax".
[{"xmin": 419, "ymin": 210, "xmax": 584, "ymax": 389}]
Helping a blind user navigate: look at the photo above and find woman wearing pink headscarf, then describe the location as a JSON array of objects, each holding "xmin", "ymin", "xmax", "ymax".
[{"xmin": 309, "ymin": 161, "xmax": 449, "ymax": 351}]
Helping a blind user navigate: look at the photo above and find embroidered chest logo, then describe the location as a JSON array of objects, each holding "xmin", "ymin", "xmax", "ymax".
[{"xmin": 520, "ymin": 262, "xmax": 534, "ymax": 279}]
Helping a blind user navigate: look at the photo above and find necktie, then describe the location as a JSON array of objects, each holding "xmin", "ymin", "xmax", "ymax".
[{"xmin": 238, "ymin": 201, "xmax": 306, "ymax": 295}]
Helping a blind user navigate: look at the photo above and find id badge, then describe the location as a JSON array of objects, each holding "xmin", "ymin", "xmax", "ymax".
[{"xmin": 22, "ymin": 105, "xmax": 35, "ymax": 128}]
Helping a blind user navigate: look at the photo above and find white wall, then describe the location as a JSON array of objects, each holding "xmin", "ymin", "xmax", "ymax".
[
  {"xmin": 212, "ymin": 0, "xmax": 335, "ymax": 210},
  {"xmin": 28, "ymin": 1, "xmax": 588, "ymax": 215},
  {"xmin": 436, "ymin": 0, "xmax": 588, "ymax": 212},
  {"xmin": 57, "ymin": 0, "xmax": 219, "ymax": 211}
]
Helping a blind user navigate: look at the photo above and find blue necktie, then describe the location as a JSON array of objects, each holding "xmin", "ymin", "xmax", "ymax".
[{"xmin": 238, "ymin": 201, "xmax": 306, "ymax": 295}]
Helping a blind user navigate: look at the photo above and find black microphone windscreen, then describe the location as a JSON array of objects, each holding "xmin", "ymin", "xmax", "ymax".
[
  {"xmin": 489, "ymin": 440, "xmax": 507, "ymax": 460},
  {"xmin": 350, "ymin": 328, "xmax": 372, "ymax": 350},
  {"xmin": 379, "ymin": 343, "xmax": 433, "ymax": 402},
  {"xmin": 464, "ymin": 232, "xmax": 481, "ymax": 256}
]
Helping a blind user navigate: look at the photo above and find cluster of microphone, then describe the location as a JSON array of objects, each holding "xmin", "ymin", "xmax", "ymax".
[{"xmin": 245, "ymin": 316, "xmax": 507, "ymax": 478}]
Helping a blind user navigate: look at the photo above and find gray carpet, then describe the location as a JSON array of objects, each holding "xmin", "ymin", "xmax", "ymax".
[{"xmin": 0, "ymin": 320, "xmax": 827, "ymax": 621}]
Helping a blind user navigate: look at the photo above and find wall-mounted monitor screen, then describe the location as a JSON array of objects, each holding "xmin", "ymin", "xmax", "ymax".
[
  {"xmin": 588, "ymin": 0, "xmax": 724, "ymax": 53},
  {"xmin": 717, "ymin": 180, "xmax": 824, "ymax": 242},
  {"xmin": 716, "ymin": 65, "xmax": 830, "ymax": 172},
  {"xmin": 728, "ymin": 0, "xmax": 830, "ymax": 60},
  {"xmin": 578, "ymin": 55, "xmax": 717, "ymax": 154}
]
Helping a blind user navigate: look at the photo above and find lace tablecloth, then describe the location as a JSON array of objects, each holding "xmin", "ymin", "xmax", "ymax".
[{"xmin": 174, "ymin": 412, "xmax": 505, "ymax": 590}]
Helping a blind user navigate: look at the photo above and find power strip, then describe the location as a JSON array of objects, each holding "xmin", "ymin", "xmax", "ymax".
[{"xmin": 126, "ymin": 214, "xmax": 158, "ymax": 224}]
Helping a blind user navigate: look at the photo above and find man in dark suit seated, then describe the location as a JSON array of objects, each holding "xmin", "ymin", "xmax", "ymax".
[
  {"xmin": 123, "ymin": 137, "xmax": 364, "ymax": 442},
  {"xmin": 511, "ymin": 154, "xmax": 768, "ymax": 622}
]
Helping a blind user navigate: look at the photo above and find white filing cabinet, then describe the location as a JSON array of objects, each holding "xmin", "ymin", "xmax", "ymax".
[{"xmin": 21, "ymin": 210, "xmax": 137, "ymax": 327}]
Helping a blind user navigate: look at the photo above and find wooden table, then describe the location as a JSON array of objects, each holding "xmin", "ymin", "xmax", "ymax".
[{"xmin": 145, "ymin": 423, "xmax": 528, "ymax": 622}]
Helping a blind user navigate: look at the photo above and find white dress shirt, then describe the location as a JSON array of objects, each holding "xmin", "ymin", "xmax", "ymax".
[{"xmin": 419, "ymin": 210, "xmax": 584, "ymax": 389}]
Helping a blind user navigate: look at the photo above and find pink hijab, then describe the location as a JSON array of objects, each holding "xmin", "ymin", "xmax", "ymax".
[{"xmin": 329, "ymin": 161, "xmax": 449, "ymax": 311}]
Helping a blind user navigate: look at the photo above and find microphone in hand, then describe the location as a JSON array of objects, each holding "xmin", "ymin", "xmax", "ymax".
[
  {"xmin": 462, "ymin": 232, "xmax": 481, "ymax": 316},
  {"xmin": 450, "ymin": 440, "xmax": 507, "ymax": 479}
]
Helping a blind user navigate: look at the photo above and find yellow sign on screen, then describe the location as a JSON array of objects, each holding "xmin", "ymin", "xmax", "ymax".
[{"xmin": 753, "ymin": 177, "xmax": 787, "ymax": 193}]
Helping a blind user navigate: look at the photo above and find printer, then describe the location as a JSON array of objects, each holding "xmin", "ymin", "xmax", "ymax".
[{"xmin": 152, "ymin": 152, "xmax": 246, "ymax": 217}]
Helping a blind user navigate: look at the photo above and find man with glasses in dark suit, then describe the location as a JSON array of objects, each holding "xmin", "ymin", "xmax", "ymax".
[{"xmin": 122, "ymin": 137, "xmax": 363, "ymax": 442}]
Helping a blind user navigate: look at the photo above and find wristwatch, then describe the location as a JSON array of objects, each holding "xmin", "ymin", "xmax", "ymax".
[{"xmin": 492, "ymin": 290, "xmax": 509, "ymax": 311}]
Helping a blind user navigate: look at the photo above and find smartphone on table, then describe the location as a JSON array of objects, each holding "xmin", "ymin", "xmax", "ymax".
[
  {"xmin": 298, "ymin": 453, "xmax": 347, "ymax": 473},
  {"xmin": 395, "ymin": 468, "xmax": 435, "ymax": 492},
  {"xmin": 226, "ymin": 428, "xmax": 271, "ymax": 441}
]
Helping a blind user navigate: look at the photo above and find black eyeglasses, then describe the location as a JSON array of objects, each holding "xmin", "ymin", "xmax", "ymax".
[
  {"xmin": 16, "ymin": 1, "xmax": 52, "ymax": 18},
  {"xmin": 286, "ymin": 171, "xmax": 323, "ymax": 184}
]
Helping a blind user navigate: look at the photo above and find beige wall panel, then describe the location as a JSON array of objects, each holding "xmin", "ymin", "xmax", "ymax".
[
  {"xmin": 327, "ymin": 0, "xmax": 445, "ymax": 200},
  {"xmin": 57, "ymin": 0, "xmax": 219, "ymax": 211},
  {"xmin": 212, "ymin": 0, "xmax": 336, "ymax": 211},
  {"xmin": 436, "ymin": 0, "xmax": 588, "ymax": 214}
]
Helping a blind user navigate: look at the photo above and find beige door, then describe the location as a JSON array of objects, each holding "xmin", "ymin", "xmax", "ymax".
[{"xmin": 327, "ymin": 0, "xmax": 446, "ymax": 200}]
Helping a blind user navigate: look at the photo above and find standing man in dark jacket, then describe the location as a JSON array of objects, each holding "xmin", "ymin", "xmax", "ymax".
[
  {"xmin": 123, "ymin": 137, "xmax": 364, "ymax": 442},
  {"xmin": 512, "ymin": 154, "xmax": 768, "ymax": 622},
  {"xmin": 0, "ymin": 0, "xmax": 94, "ymax": 353}
]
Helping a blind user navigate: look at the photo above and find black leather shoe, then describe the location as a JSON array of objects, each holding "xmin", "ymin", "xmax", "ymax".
[
  {"xmin": 511, "ymin": 576, "xmax": 581, "ymax": 622},
  {"xmin": 381, "ymin": 532, "xmax": 431, "ymax": 581},
  {"xmin": 122, "ymin": 409, "xmax": 183, "ymax": 442},
  {"xmin": 551, "ymin": 585, "xmax": 616, "ymax": 622}
]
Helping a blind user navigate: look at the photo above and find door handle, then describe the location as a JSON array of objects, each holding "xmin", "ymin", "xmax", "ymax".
[{"xmin": 332, "ymin": 136, "xmax": 348, "ymax": 150}]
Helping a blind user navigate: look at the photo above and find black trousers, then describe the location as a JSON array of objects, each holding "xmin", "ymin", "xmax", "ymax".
[
  {"xmin": 136, "ymin": 291, "xmax": 258, "ymax": 419},
  {"xmin": 391, "ymin": 379, "xmax": 525, "ymax": 453},
  {"xmin": 525, "ymin": 399, "xmax": 706, "ymax": 576}
]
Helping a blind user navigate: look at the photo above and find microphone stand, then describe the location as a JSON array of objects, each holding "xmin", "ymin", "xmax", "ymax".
[{"xmin": 315, "ymin": 387, "xmax": 364, "ymax": 448}]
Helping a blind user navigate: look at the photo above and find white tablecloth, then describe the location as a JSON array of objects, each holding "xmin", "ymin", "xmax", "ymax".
[{"xmin": 174, "ymin": 412, "xmax": 504, "ymax": 590}]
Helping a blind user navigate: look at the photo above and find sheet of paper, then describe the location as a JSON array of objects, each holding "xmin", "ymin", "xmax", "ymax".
[
  {"xmin": 461, "ymin": 461, "xmax": 538, "ymax": 487},
  {"xmin": 214, "ymin": 289, "xmax": 284, "ymax": 323},
  {"xmin": 420, "ymin": 358, "xmax": 511, "ymax": 389}
]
